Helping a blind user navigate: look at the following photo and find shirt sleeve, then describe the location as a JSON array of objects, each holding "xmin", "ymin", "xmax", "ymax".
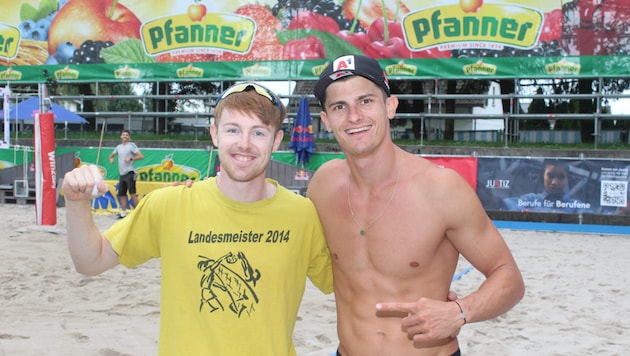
[{"xmin": 306, "ymin": 205, "xmax": 334, "ymax": 294}]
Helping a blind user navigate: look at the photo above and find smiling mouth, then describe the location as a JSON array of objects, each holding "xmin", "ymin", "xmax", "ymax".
[
  {"xmin": 346, "ymin": 126, "xmax": 371, "ymax": 134},
  {"xmin": 233, "ymin": 154, "xmax": 254, "ymax": 162}
]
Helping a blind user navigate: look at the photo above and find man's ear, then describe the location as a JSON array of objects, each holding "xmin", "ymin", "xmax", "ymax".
[
  {"xmin": 320, "ymin": 111, "xmax": 332, "ymax": 132},
  {"xmin": 273, "ymin": 129, "xmax": 284, "ymax": 151},
  {"xmin": 386, "ymin": 95, "xmax": 399, "ymax": 120},
  {"xmin": 209, "ymin": 124, "xmax": 218, "ymax": 148}
]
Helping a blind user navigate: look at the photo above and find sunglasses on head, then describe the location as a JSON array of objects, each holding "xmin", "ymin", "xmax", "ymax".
[{"xmin": 216, "ymin": 82, "xmax": 283, "ymax": 113}]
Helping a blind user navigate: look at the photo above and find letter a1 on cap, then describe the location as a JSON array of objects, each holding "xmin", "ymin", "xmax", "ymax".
[{"xmin": 333, "ymin": 55, "xmax": 356, "ymax": 71}]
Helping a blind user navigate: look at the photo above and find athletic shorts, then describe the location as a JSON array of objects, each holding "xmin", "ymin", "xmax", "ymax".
[{"xmin": 117, "ymin": 171, "xmax": 137, "ymax": 196}]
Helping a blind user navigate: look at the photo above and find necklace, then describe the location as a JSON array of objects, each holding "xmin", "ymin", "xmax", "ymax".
[{"xmin": 347, "ymin": 152, "xmax": 401, "ymax": 236}]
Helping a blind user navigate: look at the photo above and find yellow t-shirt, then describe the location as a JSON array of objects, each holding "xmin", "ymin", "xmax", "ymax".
[{"xmin": 105, "ymin": 178, "xmax": 333, "ymax": 356}]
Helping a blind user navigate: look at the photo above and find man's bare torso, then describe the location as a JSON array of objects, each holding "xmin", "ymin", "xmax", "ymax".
[{"xmin": 310, "ymin": 155, "xmax": 462, "ymax": 355}]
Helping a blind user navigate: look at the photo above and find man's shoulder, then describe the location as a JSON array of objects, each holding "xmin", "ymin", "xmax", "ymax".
[
  {"xmin": 313, "ymin": 158, "xmax": 346, "ymax": 177},
  {"xmin": 321, "ymin": 157, "xmax": 346, "ymax": 167},
  {"xmin": 410, "ymin": 156, "xmax": 458, "ymax": 181},
  {"xmin": 308, "ymin": 158, "xmax": 346, "ymax": 195}
]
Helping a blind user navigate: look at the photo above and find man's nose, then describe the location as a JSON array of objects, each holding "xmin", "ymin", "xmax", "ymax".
[
  {"xmin": 237, "ymin": 133, "xmax": 252, "ymax": 147},
  {"xmin": 347, "ymin": 104, "xmax": 362, "ymax": 122}
]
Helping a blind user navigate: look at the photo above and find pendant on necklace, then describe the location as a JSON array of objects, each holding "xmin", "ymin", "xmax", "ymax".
[{"xmin": 360, "ymin": 229, "xmax": 366, "ymax": 236}]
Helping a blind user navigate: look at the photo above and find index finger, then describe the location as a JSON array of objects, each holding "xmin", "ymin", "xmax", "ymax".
[{"xmin": 376, "ymin": 302, "xmax": 416, "ymax": 313}]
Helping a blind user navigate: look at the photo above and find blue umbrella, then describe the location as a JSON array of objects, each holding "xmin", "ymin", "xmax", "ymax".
[
  {"xmin": 1, "ymin": 97, "xmax": 88, "ymax": 123},
  {"xmin": 289, "ymin": 97, "xmax": 315, "ymax": 168}
]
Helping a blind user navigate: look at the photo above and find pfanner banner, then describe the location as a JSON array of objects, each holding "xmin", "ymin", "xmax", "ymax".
[
  {"xmin": 53, "ymin": 146, "xmax": 207, "ymax": 181},
  {"xmin": 0, "ymin": 0, "xmax": 629, "ymax": 83},
  {"xmin": 477, "ymin": 157, "xmax": 630, "ymax": 215}
]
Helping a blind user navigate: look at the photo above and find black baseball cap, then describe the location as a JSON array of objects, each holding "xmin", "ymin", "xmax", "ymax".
[{"xmin": 314, "ymin": 54, "xmax": 391, "ymax": 105}]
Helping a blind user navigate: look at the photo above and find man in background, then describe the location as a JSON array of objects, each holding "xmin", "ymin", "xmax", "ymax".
[{"xmin": 109, "ymin": 129, "xmax": 143, "ymax": 218}]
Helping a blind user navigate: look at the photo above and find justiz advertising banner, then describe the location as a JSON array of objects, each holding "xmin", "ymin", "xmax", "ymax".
[
  {"xmin": 1, "ymin": 0, "xmax": 629, "ymax": 82},
  {"xmin": 477, "ymin": 157, "xmax": 630, "ymax": 215}
]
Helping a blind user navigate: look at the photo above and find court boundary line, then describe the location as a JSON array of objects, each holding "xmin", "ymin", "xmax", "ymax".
[{"xmin": 493, "ymin": 220, "xmax": 630, "ymax": 235}]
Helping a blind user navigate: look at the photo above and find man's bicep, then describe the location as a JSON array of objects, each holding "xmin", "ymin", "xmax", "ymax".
[
  {"xmin": 456, "ymin": 219, "xmax": 515, "ymax": 278},
  {"xmin": 444, "ymin": 183, "xmax": 513, "ymax": 274}
]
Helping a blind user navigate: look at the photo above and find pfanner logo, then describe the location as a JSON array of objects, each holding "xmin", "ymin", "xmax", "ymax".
[
  {"xmin": 0, "ymin": 68, "xmax": 21, "ymax": 81},
  {"xmin": 176, "ymin": 64, "xmax": 204, "ymax": 78},
  {"xmin": 54, "ymin": 67, "xmax": 79, "ymax": 80},
  {"xmin": 463, "ymin": 60, "xmax": 497, "ymax": 75},
  {"xmin": 485, "ymin": 179, "xmax": 510, "ymax": 189},
  {"xmin": 0, "ymin": 24, "xmax": 20, "ymax": 59},
  {"xmin": 385, "ymin": 61, "xmax": 417, "ymax": 76},
  {"xmin": 141, "ymin": 13, "xmax": 256, "ymax": 56},
  {"xmin": 545, "ymin": 59, "xmax": 581, "ymax": 75},
  {"xmin": 114, "ymin": 66, "xmax": 141, "ymax": 79},
  {"xmin": 242, "ymin": 64, "xmax": 272, "ymax": 77},
  {"xmin": 402, "ymin": 3, "xmax": 543, "ymax": 51}
]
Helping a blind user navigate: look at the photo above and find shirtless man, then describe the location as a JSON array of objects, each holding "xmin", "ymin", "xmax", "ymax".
[{"xmin": 308, "ymin": 54, "xmax": 525, "ymax": 355}]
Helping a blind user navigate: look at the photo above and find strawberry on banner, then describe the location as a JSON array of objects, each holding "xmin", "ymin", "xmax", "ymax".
[{"xmin": 289, "ymin": 97, "xmax": 315, "ymax": 180}]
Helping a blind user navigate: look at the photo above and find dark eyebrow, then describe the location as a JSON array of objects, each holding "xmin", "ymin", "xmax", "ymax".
[
  {"xmin": 325, "ymin": 99, "xmax": 347, "ymax": 110},
  {"xmin": 326, "ymin": 92, "xmax": 378, "ymax": 110},
  {"xmin": 357, "ymin": 93, "xmax": 377, "ymax": 101}
]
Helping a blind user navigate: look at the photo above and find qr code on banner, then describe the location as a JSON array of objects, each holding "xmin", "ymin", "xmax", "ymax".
[{"xmin": 601, "ymin": 180, "xmax": 628, "ymax": 207}]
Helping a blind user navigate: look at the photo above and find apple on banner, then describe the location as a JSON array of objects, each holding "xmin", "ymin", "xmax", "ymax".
[{"xmin": 47, "ymin": 0, "xmax": 142, "ymax": 55}]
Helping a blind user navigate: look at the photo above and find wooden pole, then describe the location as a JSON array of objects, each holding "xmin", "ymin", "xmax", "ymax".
[{"xmin": 95, "ymin": 119, "xmax": 106, "ymax": 166}]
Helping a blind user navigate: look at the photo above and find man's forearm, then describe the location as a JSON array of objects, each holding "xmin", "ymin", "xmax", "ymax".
[
  {"xmin": 65, "ymin": 199, "xmax": 117, "ymax": 276},
  {"xmin": 458, "ymin": 265, "xmax": 524, "ymax": 324}
]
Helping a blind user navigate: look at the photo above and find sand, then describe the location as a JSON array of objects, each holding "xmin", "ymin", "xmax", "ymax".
[{"xmin": 1, "ymin": 204, "xmax": 629, "ymax": 355}]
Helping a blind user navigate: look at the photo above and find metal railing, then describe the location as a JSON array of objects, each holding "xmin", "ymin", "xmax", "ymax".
[{"xmin": 4, "ymin": 90, "xmax": 630, "ymax": 148}]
